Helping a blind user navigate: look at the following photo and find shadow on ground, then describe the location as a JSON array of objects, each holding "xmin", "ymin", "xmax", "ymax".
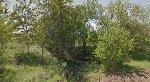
[
  {"xmin": 54, "ymin": 59, "xmax": 87, "ymax": 82},
  {"xmin": 54, "ymin": 57, "xmax": 101, "ymax": 82},
  {"xmin": 13, "ymin": 51, "xmax": 150, "ymax": 82}
]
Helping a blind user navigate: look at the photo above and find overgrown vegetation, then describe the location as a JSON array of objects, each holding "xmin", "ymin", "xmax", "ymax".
[{"xmin": 0, "ymin": 0, "xmax": 150, "ymax": 81}]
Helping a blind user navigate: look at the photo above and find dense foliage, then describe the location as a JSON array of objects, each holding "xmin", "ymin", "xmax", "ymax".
[
  {"xmin": 0, "ymin": 0, "xmax": 150, "ymax": 81},
  {"xmin": 95, "ymin": 26, "xmax": 134, "ymax": 72}
]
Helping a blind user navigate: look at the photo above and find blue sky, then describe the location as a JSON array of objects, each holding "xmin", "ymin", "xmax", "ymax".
[{"xmin": 8, "ymin": 0, "xmax": 150, "ymax": 11}]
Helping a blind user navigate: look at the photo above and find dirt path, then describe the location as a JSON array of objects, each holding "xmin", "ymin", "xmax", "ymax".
[{"xmin": 97, "ymin": 69, "xmax": 150, "ymax": 82}]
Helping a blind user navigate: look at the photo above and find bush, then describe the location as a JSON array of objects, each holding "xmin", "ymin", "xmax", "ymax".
[
  {"xmin": 94, "ymin": 27, "xmax": 134, "ymax": 72},
  {"xmin": 14, "ymin": 52, "xmax": 43, "ymax": 66},
  {"xmin": 14, "ymin": 51, "xmax": 57, "ymax": 66}
]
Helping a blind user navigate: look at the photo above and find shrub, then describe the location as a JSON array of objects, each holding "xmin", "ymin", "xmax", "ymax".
[
  {"xmin": 14, "ymin": 52, "xmax": 42, "ymax": 66},
  {"xmin": 94, "ymin": 27, "xmax": 134, "ymax": 72}
]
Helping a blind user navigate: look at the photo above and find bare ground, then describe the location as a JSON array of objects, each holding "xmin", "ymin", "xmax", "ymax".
[{"xmin": 97, "ymin": 69, "xmax": 150, "ymax": 82}]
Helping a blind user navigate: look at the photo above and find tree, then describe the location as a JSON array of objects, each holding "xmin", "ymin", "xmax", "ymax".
[
  {"xmin": 0, "ymin": 1, "xmax": 12, "ymax": 64},
  {"xmin": 73, "ymin": 0, "xmax": 100, "ymax": 59},
  {"xmin": 94, "ymin": 26, "xmax": 134, "ymax": 72},
  {"xmin": 96, "ymin": 0, "xmax": 150, "ymax": 60},
  {"xmin": 106, "ymin": 0, "xmax": 149, "ymax": 51},
  {"xmin": 37, "ymin": 0, "xmax": 77, "ymax": 58},
  {"xmin": 94, "ymin": 0, "xmax": 150, "ymax": 72},
  {"xmin": 33, "ymin": 16, "xmax": 48, "ymax": 56},
  {"xmin": 11, "ymin": 0, "xmax": 36, "ymax": 54}
]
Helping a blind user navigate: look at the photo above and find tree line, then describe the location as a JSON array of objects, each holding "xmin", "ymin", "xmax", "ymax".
[{"xmin": 0, "ymin": 0, "xmax": 150, "ymax": 74}]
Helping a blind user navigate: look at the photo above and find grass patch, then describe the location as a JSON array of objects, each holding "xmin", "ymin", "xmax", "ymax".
[
  {"xmin": 0, "ymin": 42, "xmax": 62, "ymax": 82},
  {"xmin": 0, "ymin": 65, "xmax": 62, "ymax": 82},
  {"xmin": 1, "ymin": 42, "xmax": 150, "ymax": 82},
  {"xmin": 128, "ymin": 60, "xmax": 150, "ymax": 69},
  {"xmin": 0, "ymin": 66, "xmax": 16, "ymax": 82}
]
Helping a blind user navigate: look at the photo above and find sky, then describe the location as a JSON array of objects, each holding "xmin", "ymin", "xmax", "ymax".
[
  {"xmin": 72, "ymin": 0, "xmax": 150, "ymax": 29},
  {"xmin": 8, "ymin": 0, "xmax": 150, "ymax": 11},
  {"xmin": 73, "ymin": 0, "xmax": 150, "ymax": 6}
]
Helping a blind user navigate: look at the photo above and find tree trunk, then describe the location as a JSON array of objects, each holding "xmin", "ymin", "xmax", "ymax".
[
  {"xmin": 27, "ymin": 43, "xmax": 30, "ymax": 54},
  {"xmin": 82, "ymin": 37, "xmax": 87, "ymax": 55},
  {"xmin": 1, "ymin": 40, "xmax": 4, "ymax": 49},
  {"xmin": 42, "ymin": 45, "xmax": 44, "ymax": 56},
  {"xmin": 41, "ymin": 44, "xmax": 44, "ymax": 65}
]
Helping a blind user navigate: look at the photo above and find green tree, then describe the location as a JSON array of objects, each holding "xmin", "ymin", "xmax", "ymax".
[
  {"xmin": 96, "ymin": 0, "xmax": 150, "ymax": 62},
  {"xmin": 0, "ymin": 1, "xmax": 12, "ymax": 64},
  {"xmin": 94, "ymin": 0, "xmax": 150, "ymax": 72},
  {"xmin": 11, "ymin": 0, "xmax": 36, "ymax": 54},
  {"xmin": 106, "ymin": 0, "xmax": 149, "ymax": 51},
  {"xmin": 34, "ymin": 16, "xmax": 48, "ymax": 56},
  {"xmin": 73, "ymin": 0, "xmax": 100, "ymax": 57},
  {"xmin": 38, "ymin": 0, "xmax": 77, "ymax": 58},
  {"xmin": 94, "ymin": 26, "xmax": 134, "ymax": 72}
]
